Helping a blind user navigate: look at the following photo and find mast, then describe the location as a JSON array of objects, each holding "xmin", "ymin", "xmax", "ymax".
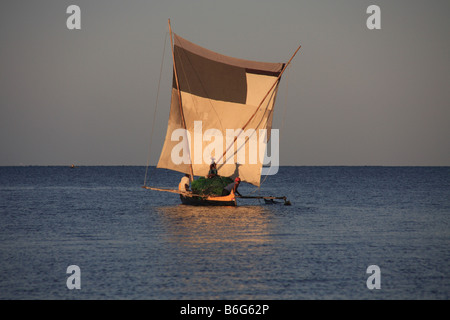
[{"xmin": 168, "ymin": 19, "xmax": 194, "ymax": 182}]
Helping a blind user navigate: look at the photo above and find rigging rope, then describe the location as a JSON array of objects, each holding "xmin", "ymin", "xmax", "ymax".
[{"xmin": 144, "ymin": 31, "xmax": 168, "ymax": 186}]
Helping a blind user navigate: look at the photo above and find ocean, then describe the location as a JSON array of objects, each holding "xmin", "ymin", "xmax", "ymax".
[{"xmin": 0, "ymin": 166, "xmax": 449, "ymax": 300}]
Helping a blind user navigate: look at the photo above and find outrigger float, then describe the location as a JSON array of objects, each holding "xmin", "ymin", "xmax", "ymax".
[{"xmin": 142, "ymin": 20, "xmax": 299, "ymax": 206}]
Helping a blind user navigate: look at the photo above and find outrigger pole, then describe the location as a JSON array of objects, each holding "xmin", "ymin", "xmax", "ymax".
[
  {"xmin": 141, "ymin": 186, "xmax": 189, "ymax": 195},
  {"xmin": 237, "ymin": 195, "xmax": 292, "ymax": 205}
]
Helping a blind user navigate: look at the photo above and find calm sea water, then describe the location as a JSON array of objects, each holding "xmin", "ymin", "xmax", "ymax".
[{"xmin": 0, "ymin": 166, "xmax": 449, "ymax": 300}]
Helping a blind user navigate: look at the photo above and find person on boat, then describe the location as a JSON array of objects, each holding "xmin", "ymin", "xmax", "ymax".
[
  {"xmin": 178, "ymin": 174, "xmax": 190, "ymax": 192},
  {"xmin": 222, "ymin": 177, "xmax": 242, "ymax": 196},
  {"xmin": 207, "ymin": 161, "xmax": 218, "ymax": 178}
]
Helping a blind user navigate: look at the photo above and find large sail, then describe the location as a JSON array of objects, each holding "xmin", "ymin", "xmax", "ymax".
[{"xmin": 157, "ymin": 34, "xmax": 284, "ymax": 186}]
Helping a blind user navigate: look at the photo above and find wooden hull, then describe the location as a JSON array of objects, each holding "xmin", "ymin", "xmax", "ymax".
[{"xmin": 180, "ymin": 190, "xmax": 236, "ymax": 206}]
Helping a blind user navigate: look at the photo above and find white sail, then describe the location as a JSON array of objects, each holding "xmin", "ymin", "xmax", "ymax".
[{"xmin": 157, "ymin": 34, "xmax": 284, "ymax": 186}]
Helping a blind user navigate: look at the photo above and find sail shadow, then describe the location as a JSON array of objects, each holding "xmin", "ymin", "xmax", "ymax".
[{"xmin": 217, "ymin": 163, "xmax": 242, "ymax": 180}]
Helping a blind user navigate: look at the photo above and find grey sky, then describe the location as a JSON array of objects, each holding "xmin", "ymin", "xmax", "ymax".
[{"xmin": 1, "ymin": 0, "xmax": 449, "ymax": 166}]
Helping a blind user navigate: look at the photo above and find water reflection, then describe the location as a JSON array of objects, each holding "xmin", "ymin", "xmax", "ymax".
[
  {"xmin": 152, "ymin": 205, "xmax": 280, "ymax": 299},
  {"xmin": 155, "ymin": 205, "xmax": 274, "ymax": 247}
]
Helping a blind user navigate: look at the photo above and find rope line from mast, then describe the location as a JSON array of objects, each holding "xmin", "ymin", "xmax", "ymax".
[{"xmin": 144, "ymin": 30, "xmax": 168, "ymax": 187}]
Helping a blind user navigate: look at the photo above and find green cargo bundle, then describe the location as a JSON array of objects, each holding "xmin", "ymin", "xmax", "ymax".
[{"xmin": 191, "ymin": 176, "xmax": 233, "ymax": 196}]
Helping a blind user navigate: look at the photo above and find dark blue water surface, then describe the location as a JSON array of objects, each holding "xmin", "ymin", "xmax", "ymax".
[{"xmin": 0, "ymin": 166, "xmax": 449, "ymax": 299}]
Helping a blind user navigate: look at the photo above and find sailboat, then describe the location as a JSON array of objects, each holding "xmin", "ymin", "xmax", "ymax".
[{"xmin": 143, "ymin": 20, "xmax": 299, "ymax": 206}]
